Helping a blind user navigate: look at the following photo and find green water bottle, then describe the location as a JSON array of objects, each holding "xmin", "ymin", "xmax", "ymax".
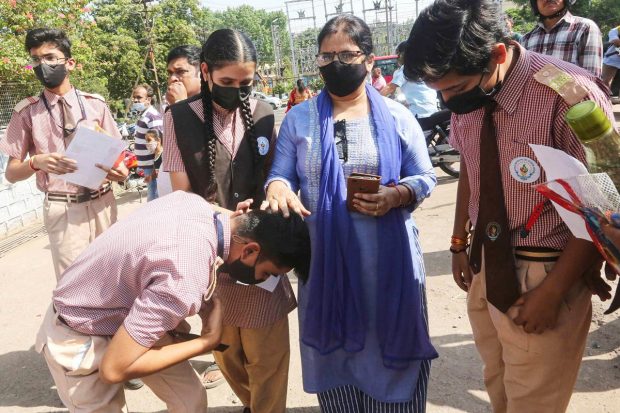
[{"xmin": 565, "ymin": 100, "xmax": 620, "ymax": 189}]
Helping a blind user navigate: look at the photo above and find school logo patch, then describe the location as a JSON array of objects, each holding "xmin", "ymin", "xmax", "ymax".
[
  {"xmin": 509, "ymin": 157, "xmax": 541, "ymax": 184},
  {"xmin": 257, "ymin": 136, "xmax": 269, "ymax": 156},
  {"xmin": 486, "ymin": 222, "xmax": 501, "ymax": 242}
]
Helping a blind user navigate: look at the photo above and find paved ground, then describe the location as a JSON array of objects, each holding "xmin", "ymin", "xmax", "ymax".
[{"xmin": 0, "ymin": 104, "xmax": 619, "ymax": 412}]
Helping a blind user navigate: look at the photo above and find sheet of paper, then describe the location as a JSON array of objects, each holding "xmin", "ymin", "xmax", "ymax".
[
  {"xmin": 60, "ymin": 126, "xmax": 126, "ymax": 190},
  {"xmin": 530, "ymin": 144, "xmax": 591, "ymax": 241},
  {"xmin": 236, "ymin": 275, "xmax": 281, "ymax": 292}
]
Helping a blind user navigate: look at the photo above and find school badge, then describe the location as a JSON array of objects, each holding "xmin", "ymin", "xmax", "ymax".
[
  {"xmin": 509, "ymin": 156, "xmax": 541, "ymax": 184},
  {"xmin": 257, "ymin": 136, "xmax": 270, "ymax": 156},
  {"xmin": 486, "ymin": 222, "xmax": 501, "ymax": 241}
]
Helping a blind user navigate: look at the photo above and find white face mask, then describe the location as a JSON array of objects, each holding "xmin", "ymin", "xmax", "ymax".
[{"xmin": 146, "ymin": 141, "xmax": 158, "ymax": 154}]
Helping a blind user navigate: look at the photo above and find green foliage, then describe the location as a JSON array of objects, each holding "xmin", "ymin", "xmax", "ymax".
[
  {"xmin": 508, "ymin": 0, "xmax": 620, "ymax": 35},
  {"xmin": 272, "ymin": 81, "xmax": 289, "ymax": 96},
  {"xmin": 0, "ymin": 1, "xmax": 297, "ymax": 111},
  {"xmin": 308, "ymin": 77, "xmax": 324, "ymax": 92}
]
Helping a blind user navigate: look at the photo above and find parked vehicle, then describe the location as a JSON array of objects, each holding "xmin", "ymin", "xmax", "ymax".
[
  {"xmin": 389, "ymin": 93, "xmax": 460, "ymax": 178},
  {"xmin": 251, "ymin": 91, "xmax": 281, "ymax": 109},
  {"xmin": 373, "ymin": 55, "xmax": 399, "ymax": 83},
  {"xmin": 417, "ymin": 110, "xmax": 460, "ymax": 178},
  {"xmin": 114, "ymin": 120, "xmax": 146, "ymax": 199}
]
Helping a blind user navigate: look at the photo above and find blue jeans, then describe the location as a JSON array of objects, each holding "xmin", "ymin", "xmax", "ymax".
[{"xmin": 141, "ymin": 167, "xmax": 159, "ymax": 201}]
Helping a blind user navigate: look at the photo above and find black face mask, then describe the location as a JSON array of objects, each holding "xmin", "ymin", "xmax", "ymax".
[
  {"xmin": 34, "ymin": 63, "xmax": 67, "ymax": 89},
  {"xmin": 319, "ymin": 61, "xmax": 368, "ymax": 97},
  {"xmin": 441, "ymin": 71, "xmax": 502, "ymax": 115},
  {"xmin": 210, "ymin": 83, "xmax": 252, "ymax": 110},
  {"xmin": 218, "ymin": 255, "xmax": 261, "ymax": 285}
]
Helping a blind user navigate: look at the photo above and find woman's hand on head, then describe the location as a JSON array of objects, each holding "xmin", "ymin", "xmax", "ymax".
[{"xmin": 263, "ymin": 180, "xmax": 311, "ymax": 218}]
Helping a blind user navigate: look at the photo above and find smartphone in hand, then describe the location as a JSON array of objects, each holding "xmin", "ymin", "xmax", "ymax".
[{"xmin": 346, "ymin": 173, "xmax": 381, "ymax": 211}]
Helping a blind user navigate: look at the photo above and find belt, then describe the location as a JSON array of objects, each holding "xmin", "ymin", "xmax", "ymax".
[
  {"xmin": 52, "ymin": 305, "xmax": 70, "ymax": 327},
  {"xmin": 514, "ymin": 247, "xmax": 562, "ymax": 262},
  {"xmin": 47, "ymin": 183, "xmax": 112, "ymax": 203}
]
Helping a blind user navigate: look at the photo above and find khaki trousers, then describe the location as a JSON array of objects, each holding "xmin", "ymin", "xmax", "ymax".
[
  {"xmin": 36, "ymin": 306, "xmax": 207, "ymax": 413},
  {"xmin": 43, "ymin": 190, "xmax": 117, "ymax": 280},
  {"xmin": 467, "ymin": 257, "xmax": 592, "ymax": 413},
  {"xmin": 214, "ymin": 316, "xmax": 290, "ymax": 413}
]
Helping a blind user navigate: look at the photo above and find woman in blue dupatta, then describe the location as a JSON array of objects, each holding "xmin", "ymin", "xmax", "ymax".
[{"xmin": 265, "ymin": 15, "xmax": 438, "ymax": 412}]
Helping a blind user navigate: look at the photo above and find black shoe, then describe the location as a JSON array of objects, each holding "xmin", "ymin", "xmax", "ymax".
[{"xmin": 124, "ymin": 378, "xmax": 144, "ymax": 390}]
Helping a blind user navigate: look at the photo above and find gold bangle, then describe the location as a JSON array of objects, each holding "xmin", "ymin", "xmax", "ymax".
[{"xmin": 451, "ymin": 235, "xmax": 468, "ymax": 245}]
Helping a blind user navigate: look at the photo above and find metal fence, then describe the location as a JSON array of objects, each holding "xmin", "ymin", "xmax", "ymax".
[{"xmin": 0, "ymin": 82, "xmax": 39, "ymax": 129}]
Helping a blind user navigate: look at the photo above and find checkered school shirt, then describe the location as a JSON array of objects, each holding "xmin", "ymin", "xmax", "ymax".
[
  {"xmin": 450, "ymin": 45, "xmax": 614, "ymax": 250},
  {"xmin": 53, "ymin": 191, "xmax": 230, "ymax": 347},
  {"xmin": 0, "ymin": 88, "xmax": 121, "ymax": 193},
  {"xmin": 521, "ymin": 12, "xmax": 603, "ymax": 77},
  {"xmin": 134, "ymin": 105, "xmax": 163, "ymax": 168},
  {"xmin": 162, "ymin": 97, "xmax": 297, "ymax": 329}
]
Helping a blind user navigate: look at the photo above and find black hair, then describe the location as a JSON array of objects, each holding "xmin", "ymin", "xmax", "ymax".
[
  {"xmin": 200, "ymin": 29, "xmax": 258, "ymax": 201},
  {"xmin": 134, "ymin": 83, "xmax": 154, "ymax": 98},
  {"xmin": 167, "ymin": 45, "xmax": 201, "ymax": 70},
  {"xmin": 145, "ymin": 128, "xmax": 162, "ymax": 141},
  {"xmin": 317, "ymin": 15, "xmax": 373, "ymax": 56},
  {"xmin": 25, "ymin": 28, "xmax": 72, "ymax": 57},
  {"xmin": 403, "ymin": 0, "xmax": 510, "ymax": 82},
  {"xmin": 396, "ymin": 41, "xmax": 407, "ymax": 56},
  {"xmin": 235, "ymin": 210, "xmax": 311, "ymax": 283},
  {"xmin": 296, "ymin": 79, "xmax": 305, "ymax": 93}
]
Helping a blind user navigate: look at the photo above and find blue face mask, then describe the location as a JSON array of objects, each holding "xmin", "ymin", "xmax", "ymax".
[{"xmin": 131, "ymin": 102, "xmax": 147, "ymax": 113}]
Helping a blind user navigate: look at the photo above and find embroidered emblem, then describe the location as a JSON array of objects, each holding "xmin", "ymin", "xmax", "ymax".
[
  {"xmin": 509, "ymin": 157, "xmax": 541, "ymax": 184},
  {"xmin": 486, "ymin": 222, "xmax": 501, "ymax": 242},
  {"xmin": 257, "ymin": 136, "xmax": 269, "ymax": 156}
]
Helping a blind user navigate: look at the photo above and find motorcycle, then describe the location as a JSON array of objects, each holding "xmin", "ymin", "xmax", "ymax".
[
  {"xmin": 114, "ymin": 120, "xmax": 146, "ymax": 198},
  {"xmin": 393, "ymin": 93, "xmax": 460, "ymax": 178},
  {"xmin": 417, "ymin": 109, "xmax": 460, "ymax": 178}
]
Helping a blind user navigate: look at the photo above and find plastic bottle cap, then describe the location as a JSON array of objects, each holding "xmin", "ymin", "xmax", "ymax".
[{"xmin": 565, "ymin": 101, "xmax": 612, "ymax": 142}]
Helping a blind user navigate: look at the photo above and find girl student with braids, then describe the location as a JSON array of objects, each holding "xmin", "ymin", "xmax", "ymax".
[{"xmin": 162, "ymin": 29, "xmax": 296, "ymax": 413}]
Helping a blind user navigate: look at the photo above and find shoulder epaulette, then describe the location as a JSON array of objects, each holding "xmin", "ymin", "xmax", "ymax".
[
  {"xmin": 13, "ymin": 96, "xmax": 39, "ymax": 113},
  {"xmin": 79, "ymin": 91, "xmax": 106, "ymax": 102},
  {"xmin": 533, "ymin": 63, "xmax": 588, "ymax": 106}
]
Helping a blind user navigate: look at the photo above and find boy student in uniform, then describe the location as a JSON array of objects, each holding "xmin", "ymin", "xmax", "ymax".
[
  {"xmin": 36, "ymin": 191, "xmax": 311, "ymax": 413},
  {"xmin": 162, "ymin": 29, "xmax": 295, "ymax": 413},
  {"xmin": 404, "ymin": 1, "xmax": 614, "ymax": 412},
  {"xmin": 0, "ymin": 28, "xmax": 127, "ymax": 280}
]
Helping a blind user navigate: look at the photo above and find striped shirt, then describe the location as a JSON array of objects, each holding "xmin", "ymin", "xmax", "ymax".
[
  {"xmin": 450, "ymin": 45, "xmax": 614, "ymax": 250},
  {"xmin": 521, "ymin": 12, "xmax": 603, "ymax": 77},
  {"xmin": 53, "ymin": 191, "xmax": 229, "ymax": 347},
  {"xmin": 134, "ymin": 105, "xmax": 163, "ymax": 168},
  {"xmin": 0, "ymin": 88, "xmax": 121, "ymax": 193},
  {"xmin": 162, "ymin": 97, "xmax": 297, "ymax": 329}
]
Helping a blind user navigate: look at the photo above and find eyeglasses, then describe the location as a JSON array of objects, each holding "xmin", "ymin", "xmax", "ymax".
[
  {"xmin": 334, "ymin": 119, "xmax": 348, "ymax": 163},
  {"xmin": 168, "ymin": 68, "xmax": 197, "ymax": 80},
  {"xmin": 30, "ymin": 55, "xmax": 68, "ymax": 67},
  {"xmin": 315, "ymin": 51, "xmax": 365, "ymax": 67}
]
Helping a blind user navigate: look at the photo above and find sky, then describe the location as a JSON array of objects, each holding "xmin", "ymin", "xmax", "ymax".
[{"xmin": 201, "ymin": 0, "xmax": 436, "ymax": 33}]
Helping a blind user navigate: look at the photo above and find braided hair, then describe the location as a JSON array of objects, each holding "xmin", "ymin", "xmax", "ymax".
[{"xmin": 200, "ymin": 29, "xmax": 259, "ymax": 201}]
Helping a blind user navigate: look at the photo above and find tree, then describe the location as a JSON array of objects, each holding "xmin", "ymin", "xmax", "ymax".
[
  {"xmin": 0, "ymin": 1, "xmax": 309, "ymax": 113},
  {"xmin": 509, "ymin": 0, "xmax": 620, "ymax": 35}
]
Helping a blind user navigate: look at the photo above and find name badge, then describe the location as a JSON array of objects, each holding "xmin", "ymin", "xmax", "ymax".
[
  {"xmin": 257, "ymin": 136, "xmax": 270, "ymax": 156},
  {"xmin": 509, "ymin": 157, "xmax": 541, "ymax": 184}
]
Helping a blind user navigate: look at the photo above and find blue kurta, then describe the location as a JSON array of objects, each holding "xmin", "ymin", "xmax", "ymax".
[{"xmin": 267, "ymin": 96, "xmax": 436, "ymax": 403}]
